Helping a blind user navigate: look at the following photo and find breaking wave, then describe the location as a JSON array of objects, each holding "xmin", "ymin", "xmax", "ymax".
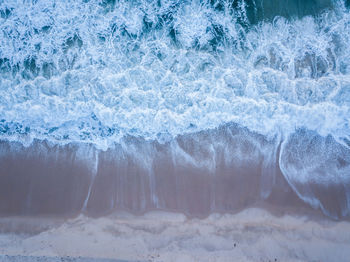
[
  {"xmin": 0, "ymin": 0, "xmax": 350, "ymax": 219},
  {"xmin": 0, "ymin": 0, "xmax": 349, "ymax": 148}
]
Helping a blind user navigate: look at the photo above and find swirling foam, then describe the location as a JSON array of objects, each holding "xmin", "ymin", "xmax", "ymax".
[{"xmin": 0, "ymin": 0, "xmax": 349, "ymax": 150}]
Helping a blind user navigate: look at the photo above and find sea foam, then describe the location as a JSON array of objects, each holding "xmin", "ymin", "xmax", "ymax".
[
  {"xmin": 0, "ymin": 0, "xmax": 350, "ymax": 219},
  {"xmin": 0, "ymin": 0, "xmax": 349, "ymax": 149}
]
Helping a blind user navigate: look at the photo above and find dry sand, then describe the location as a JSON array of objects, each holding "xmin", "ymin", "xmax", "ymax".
[
  {"xmin": 0, "ymin": 208, "xmax": 349, "ymax": 262},
  {"xmin": 0, "ymin": 256, "xmax": 127, "ymax": 262}
]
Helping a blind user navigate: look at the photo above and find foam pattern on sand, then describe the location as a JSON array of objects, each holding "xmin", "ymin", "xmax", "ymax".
[
  {"xmin": 1, "ymin": 210, "xmax": 350, "ymax": 262},
  {"xmin": 1, "ymin": 0, "xmax": 350, "ymax": 221},
  {"xmin": 0, "ymin": 125, "xmax": 349, "ymax": 219}
]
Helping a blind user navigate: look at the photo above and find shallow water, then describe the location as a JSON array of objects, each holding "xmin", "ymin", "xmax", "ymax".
[
  {"xmin": 0, "ymin": 0, "xmax": 350, "ymax": 219},
  {"xmin": 0, "ymin": 124, "xmax": 349, "ymax": 219}
]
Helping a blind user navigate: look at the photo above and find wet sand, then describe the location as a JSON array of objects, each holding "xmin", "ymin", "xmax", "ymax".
[
  {"xmin": 0, "ymin": 125, "xmax": 349, "ymax": 261},
  {"xmin": 1, "ymin": 124, "xmax": 349, "ymax": 219},
  {"xmin": 0, "ymin": 208, "xmax": 349, "ymax": 262}
]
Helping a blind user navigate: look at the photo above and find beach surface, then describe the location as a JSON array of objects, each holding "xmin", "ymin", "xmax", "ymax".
[
  {"xmin": 0, "ymin": 256, "xmax": 129, "ymax": 262},
  {"xmin": 1, "ymin": 1, "xmax": 350, "ymax": 261},
  {"xmin": 1, "ymin": 208, "xmax": 349, "ymax": 262}
]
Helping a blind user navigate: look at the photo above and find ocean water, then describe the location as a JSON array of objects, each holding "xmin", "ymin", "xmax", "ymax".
[{"xmin": 0, "ymin": 0, "xmax": 350, "ymax": 219}]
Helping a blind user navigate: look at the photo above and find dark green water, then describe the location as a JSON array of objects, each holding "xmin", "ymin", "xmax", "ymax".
[{"xmin": 241, "ymin": 0, "xmax": 333, "ymax": 23}]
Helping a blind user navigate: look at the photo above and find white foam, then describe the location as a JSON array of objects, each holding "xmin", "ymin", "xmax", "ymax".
[{"xmin": 0, "ymin": 0, "xmax": 349, "ymax": 150}]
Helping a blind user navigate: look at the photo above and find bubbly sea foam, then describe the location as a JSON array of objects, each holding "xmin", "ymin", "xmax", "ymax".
[
  {"xmin": 0, "ymin": 0, "xmax": 349, "ymax": 150},
  {"xmin": 1, "ymin": 0, "xmax": 350, "ymax": 220}
]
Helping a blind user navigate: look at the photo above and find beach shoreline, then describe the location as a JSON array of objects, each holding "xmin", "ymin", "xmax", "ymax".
[
  {"xmin": 0, "ymin": 208, "xmax": 349, "ymax": 262},
  {"xmin": 1, "ymin": 124, "xmax": 349, "ymax": 220}
]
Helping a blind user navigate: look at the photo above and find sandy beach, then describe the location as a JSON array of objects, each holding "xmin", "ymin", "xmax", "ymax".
[
  {"xmin": 0, "ymin": 256, "xmax": 126, "ymax": 262},
  {"xmin": 1, "ymin": 208, "xmax": 349, "ymax": 262},
  {"xmin": 1, "ymin": 1, "xmax": 350, "ymax": 261}
]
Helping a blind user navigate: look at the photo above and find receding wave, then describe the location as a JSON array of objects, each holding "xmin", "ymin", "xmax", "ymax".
[
  {"xmin": 0, "ymin": 124, "xmax": 349, "ymax": 219},
  {"xmin": 0, "ymin": 0, "xmax": 350, "ymax": 219}
]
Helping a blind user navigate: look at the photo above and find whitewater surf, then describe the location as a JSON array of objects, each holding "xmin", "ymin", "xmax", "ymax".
[{"xmin": 1, "ymin": 0, "xmax": 349, "ymax": 219}]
